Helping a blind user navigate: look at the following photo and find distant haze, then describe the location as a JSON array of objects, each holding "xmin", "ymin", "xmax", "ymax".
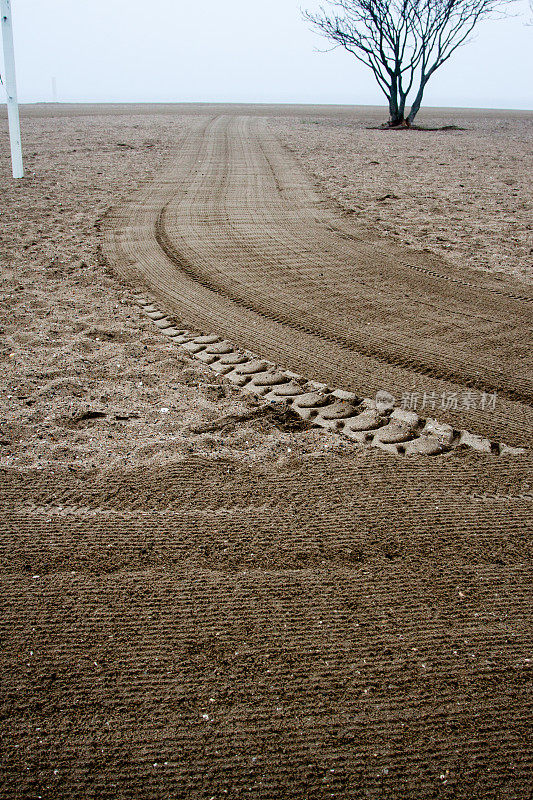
[{"xmin": 1, "ymin": 0, "xmax": 532, "ymax": 110}]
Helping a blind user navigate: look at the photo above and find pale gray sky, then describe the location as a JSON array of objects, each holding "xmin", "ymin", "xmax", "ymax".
[{"xmin": 2, "ymin": 0, "xmax": 532, "ymax": 109}]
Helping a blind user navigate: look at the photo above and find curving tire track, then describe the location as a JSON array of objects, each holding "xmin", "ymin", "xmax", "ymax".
[
  {"xmin": 103, "ymin": 114, "xmax": 533, "ymax": 446},
  {"xmin": 5, "ymin": 108, "xmax": 532, "ymax": 800}
]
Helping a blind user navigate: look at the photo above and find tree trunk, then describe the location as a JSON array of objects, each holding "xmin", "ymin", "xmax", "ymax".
[
  {"xmin": 407, "ymin": 75, "xmax": 430, "ymax": 124},
  {"xmin": 387, "ymin": 75, "xmax": 410, "ymax": 126},
  {"xmin": 387, "ymin": 80, "xmax": 404, "ymax": 126},
  {"xmin": 388, "ymin": 96, "xmax": 409, "ymax": 126},
  {"xmin": 407, "ymin": 97, "xmax": 422, "ymax": 124},
  {"xmin": 388, "ymin": 102, "xmax": 403, "ymax": 126}
]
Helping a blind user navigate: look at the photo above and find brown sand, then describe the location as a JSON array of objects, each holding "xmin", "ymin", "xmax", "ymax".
[
  {"xmin": 272, "ymin": 107, "xmax": 533, "ymax": 283},
  {"xmin": 104, "ymin": 113, "xmax": 532, "ymax": 442},
  {"xmin": 1, "ymin": 104, "xmax": 532, "ymax": 799}
]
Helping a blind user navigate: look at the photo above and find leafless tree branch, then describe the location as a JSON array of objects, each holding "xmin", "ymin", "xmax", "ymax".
[{"xmin": 304, "ymin": 0, "xmax": 517, "ymax": 125}]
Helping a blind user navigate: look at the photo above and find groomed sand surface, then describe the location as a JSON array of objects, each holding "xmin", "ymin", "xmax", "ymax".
[
  {"xmin": 272, "ymin": 106, "xmax": 532, "ymax": 282},
  {"xmin": 1, "ymin": 106, "xmax": 350, "ymax": 471},
  {"xmin": 0, "ymin": 105, "xmax": 532, "ymax": 800},
  {"xmin": 2, "ymin": 104, "xmax": 531, "ymax": 470}
]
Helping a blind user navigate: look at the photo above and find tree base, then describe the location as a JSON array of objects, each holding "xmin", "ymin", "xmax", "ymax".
[
  {"xmin": 382, "ymin": 119, "xmax": 411, "ymax": 129},
  {"xmin": 372, "ymin": 122, "xmax": 465, "ymax": 132}
]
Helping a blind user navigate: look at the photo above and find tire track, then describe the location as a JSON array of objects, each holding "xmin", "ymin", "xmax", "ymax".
[
  {"xmin": 155, "ymin": 202, "xmax": 531, "ymax": 404},
  {"xmin": 281, "ymin": 148, "xmax": 533, "ymax": 304},
  {"xmin": 4, "ymin": 105, "xmax": 533, "ymax": 800},
  {"xmin": 134, "ymin": 297, "xmax": 527, "ymax": 457},
  {"xmin": 102, "ymin": 114, "xmax": 533, "ymax": 446},
  {"xmin": 158, "ymin": 116, "xmax": 532, "ymax": 403}
]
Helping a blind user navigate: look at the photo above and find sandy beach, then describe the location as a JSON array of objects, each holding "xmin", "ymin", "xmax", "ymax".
[
  {"xmin": 1, "ymin": 104, "xmax": 531, "ymax": 799},
  {"xmin": 1, "ymin": 104, "xmax": 531, "ymax": 470}
]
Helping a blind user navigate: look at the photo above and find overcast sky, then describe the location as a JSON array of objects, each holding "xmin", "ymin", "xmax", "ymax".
[{"xmin": 1, "ymin": 0, "xmax": 532, "ymax": 109}]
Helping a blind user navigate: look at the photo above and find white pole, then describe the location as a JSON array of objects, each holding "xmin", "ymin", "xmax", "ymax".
[{"xmin": 1, "ymin": 0, "xmax": 23, "ymax": 178}]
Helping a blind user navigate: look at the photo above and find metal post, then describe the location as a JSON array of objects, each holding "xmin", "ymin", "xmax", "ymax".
[{"xmin": 1, "ymin": 0, "xmax": 23, "ymax": 178}]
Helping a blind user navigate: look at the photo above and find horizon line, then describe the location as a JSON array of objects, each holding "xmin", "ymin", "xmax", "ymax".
[{"xmin": 5, "ymin": 100, "xmax": 533, "ymax": 113}]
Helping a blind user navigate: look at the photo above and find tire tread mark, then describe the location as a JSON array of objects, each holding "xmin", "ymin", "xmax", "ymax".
[
  {"xmin": 279, "ymin": 142, "xmax": 533, "ymax": 305},
  {"xmin": 155, "ymin": 205, "xmax": 533, "ymax": 406}
]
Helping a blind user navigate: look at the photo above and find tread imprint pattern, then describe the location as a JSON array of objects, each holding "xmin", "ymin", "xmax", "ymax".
[{"xmin": 136, "ymin": 296, "xmax": 526, "ymax": 457}]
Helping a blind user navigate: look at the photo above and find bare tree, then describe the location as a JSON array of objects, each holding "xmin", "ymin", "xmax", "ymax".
[{"xmin": 305, "ymin": 0, "xmax": 513, "ymax": 126}]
